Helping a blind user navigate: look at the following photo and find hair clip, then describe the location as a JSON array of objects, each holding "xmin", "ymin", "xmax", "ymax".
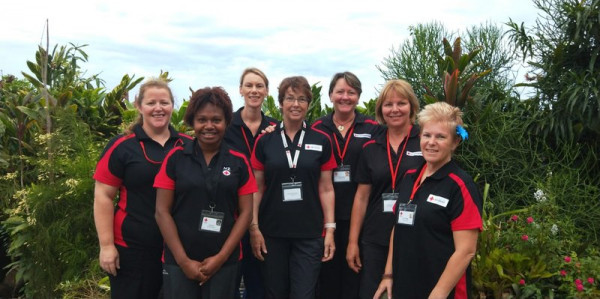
[{"xmin": 456, "ymin": 125, "xmax": 468, "ymax": 141}]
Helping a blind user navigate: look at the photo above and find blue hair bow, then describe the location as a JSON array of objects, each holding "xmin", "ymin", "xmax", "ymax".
[{"xmin": 456, "ymin": 125, "xmax": 469, "ymax": 141}]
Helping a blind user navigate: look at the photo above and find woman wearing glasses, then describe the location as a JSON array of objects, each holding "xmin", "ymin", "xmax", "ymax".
[{"xmin": 250, "ymin": 76, "xmax": 336, "ymax": 298}]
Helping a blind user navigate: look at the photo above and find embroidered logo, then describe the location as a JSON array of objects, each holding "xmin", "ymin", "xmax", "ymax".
[
  {"xmin": 406, "ymin": 151, "xmax": 423, "ymax": 156},
  {"xmin": 222, "ymin": 167, "xmax": 231, "ymax": 176},
  {"xmin": 353, "ymin": 133, "xmax": 371, "ymax": 138}
]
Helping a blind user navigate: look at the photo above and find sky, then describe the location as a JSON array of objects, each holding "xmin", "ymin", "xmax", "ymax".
[{"xmin": 1, "ymin": 0, "xmax": 540, "ymax": 109}]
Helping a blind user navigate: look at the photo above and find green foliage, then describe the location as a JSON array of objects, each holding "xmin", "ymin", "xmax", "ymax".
[
  {"xmin": 261, "ymin": 82, "xmax": 328, "ymax": 124},
  {"xmin": 506, "ymin": 0, "xmax": 600, "ymax": 141},
  {"xmin": 2, "ymin": 108, "xmax": 100, "ymax": 298}
]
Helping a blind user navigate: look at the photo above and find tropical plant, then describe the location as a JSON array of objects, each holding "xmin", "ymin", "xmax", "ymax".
[
  {"xmin": 261, "ymin": 82, "xmax": 327, "ymax": 123},
  {"xmin": 506, "ymin": 0, "xmax": 600, "ymax": 141}
]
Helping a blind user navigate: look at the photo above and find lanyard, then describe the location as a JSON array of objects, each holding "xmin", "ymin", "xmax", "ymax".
[
  {"xmin": 280, "ymin": 122, "xmax": 306, "ymax": 169},
  {"xmin": 386, "ymin": 125, "xmax": 412, "ymax": 192},
  {"xmin": 409, "ymin": 164, "xmax": 427, "ymax": 203},
  {"xmin": 240, "ymin": 126, "xmax": 252, "ymax": 155},
  {"xmin": 333, "ymin": 124, "xmax": 355, "ymax": 165}
]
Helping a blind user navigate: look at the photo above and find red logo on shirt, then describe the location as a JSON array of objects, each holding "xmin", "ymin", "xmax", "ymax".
[{"xmin": 223, "ymin": 170, "xmax": 231, "ymax": 176}]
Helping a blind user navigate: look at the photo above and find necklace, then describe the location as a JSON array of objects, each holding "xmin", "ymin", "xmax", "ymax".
[{"xmin": 333, "ymin": 115, "xmax": 355, "ymax": 131}]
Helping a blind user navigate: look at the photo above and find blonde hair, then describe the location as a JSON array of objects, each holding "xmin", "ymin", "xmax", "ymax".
[
  {"xmin": 124, "ymin": 78, "xmax": 174, "ymax": 134},
  {"xmin": 240, "ymin": 67, "xmax": 269, "ymax": 89},
  {"xmin": 417, "ymin": 102, "xmax": 463, "ymax": 139},
  {"xmin": 375, "ymin": 79, "xmax": 420, "ymax": 125}
]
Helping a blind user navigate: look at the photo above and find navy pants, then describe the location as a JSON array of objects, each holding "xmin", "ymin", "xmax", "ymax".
[
  {"xmin": 109, "ymin": 245, "xmax": 162, "ymax": 299},
  {"xmin": 162, "ymin": 262, "xmax": 239, "ymax": 299}
]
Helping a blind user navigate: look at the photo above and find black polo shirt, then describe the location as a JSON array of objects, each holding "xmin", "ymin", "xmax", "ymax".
[
  {"xmin": 354, "ymin": 125, "xmax": 424, "ymax": 246},
  {"xmin": 93, "ymin": 124, "xmax": 193, "ymax": 250},
  {"xmin": 251, "ymin": 123, "xmax": 337, "ymax": 238},
  {"xmin": 224, "ymin": 107, "xmax": 278, "ymax": 158},
  {"xmin": 311, "ymin": 111, "xmax": 380, "ymax": 221},
  {"xmin": 153, "ymin": 140, "xmax": 257, "ymax": 265},
  {"xmin": 392, "ymin": 160, "xmax": 482, "ymax": 298}
]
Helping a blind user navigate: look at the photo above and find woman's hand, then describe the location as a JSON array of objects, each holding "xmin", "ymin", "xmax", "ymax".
[
  {"xmin": 373, "ymin": 277, "xmax": 393, "ymax": 299},
  {"xmin": 99, "ymin": 244, "xmax": 120, "ymax": 276},
  {"xmin": 198, "ymin": 255, "xmax": 225, "ymax": 284},
  {"xmin": 346, "ymin": 241, "xmax": 362, "ymax": 273},
  {"xmin": 180, "ymin": 258, "xmax": 205, "ymax": 281},
  {"xmin": 322, "ymin": 228, "xmax": 336, "ymax": 261},
  {"xmin": 260, "ymin": 124, "xmax": 276, "ymax": 134},
  {"xmin": 249, "ymin": 226, "xmax": 267, "ymax": 261}
]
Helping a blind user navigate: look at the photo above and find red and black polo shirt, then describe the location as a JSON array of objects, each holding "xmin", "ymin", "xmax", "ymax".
[
  {"xmin": 93, "ymin": 124, "xmax": 192, "ymax": 250},
  {"xmin": 392, "ymin": 160, "xmax": 483, "ymax": 299},
  {"xmin": 224, "ymin": 107, "xmax": 278, "ymax": 158},
  {"xmin": 354, "ymin": 125, "xmax": 424, "ymax": 246},
  {"xmin": 311, "ymin": 111, "xmax": 380, "ymax": 221},
  {"xmin": 153, "ymin": 140, "xmax": 257, "ymax": 265},
  {"xmin": 251, "ymin": 123, "xmax": 337, "ymax": 239}
]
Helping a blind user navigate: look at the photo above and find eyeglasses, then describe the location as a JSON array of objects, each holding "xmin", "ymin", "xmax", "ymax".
[{"xmin": 283, "ymin": 96, "xmax": 309, "ymax": 104}]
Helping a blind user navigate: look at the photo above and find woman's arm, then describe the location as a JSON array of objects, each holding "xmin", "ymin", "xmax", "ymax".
[
  {"xmin": 319, "ymin": 170, "xmax": 335, "ymax": 262},
  {"xmin": 249, "ymin": 170, "xmax": 267, "ymax": 261},
  {"xmin": 428, "ymin": 229, "xmax": 479, "ymax": 299},
  {"xmin": 346, "ymin": 183, "xmax": 371, "ymax": 273},
  {"xmin": 155, "ymin": 188, "xmax": 204, "ymax": 282},
  {"xmin": 93, "ymin": 181, "xmax": 120, "ymax": 276},
  {"xmin": 199, "ymin": 193, "xmax": 253, "ymax": 282},
  {"xmin": 373, "ymin": 227, "xmax": 395, "ymax": 299}
]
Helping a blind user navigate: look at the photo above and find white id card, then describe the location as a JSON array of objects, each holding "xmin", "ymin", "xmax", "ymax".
[
  {"xmin": 381, "ymin": 193, "xmax": 399, "ymax": 213},
  {"xmin": 333, "ymin": 165, "xmax": 351, "ymax": 183},
  {"xmin": 199, "ymin": 210, "xmax": 224, "ymax": 233},
  {"xmin": 396, "ymin": 203, "xmax": 417, "ymax": 226},
  {"xmin": 282, "ymin": 181, "xmax": 303, "ymax": 202}
]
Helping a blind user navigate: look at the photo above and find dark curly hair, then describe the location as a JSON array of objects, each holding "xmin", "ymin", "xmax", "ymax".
[{"xmin": 184, "ymin": 87, "xmax": 233, "ymax": 127}]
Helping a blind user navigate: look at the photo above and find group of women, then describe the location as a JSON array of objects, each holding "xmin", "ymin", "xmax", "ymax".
[{"xmin": 93, "ymin": 67, "xmax": 483, "ymax": 299}]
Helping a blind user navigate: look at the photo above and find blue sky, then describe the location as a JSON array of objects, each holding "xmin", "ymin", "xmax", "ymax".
[{"xmin": 1, "ymin": 0, "xmax": 539, "ymax": 109}]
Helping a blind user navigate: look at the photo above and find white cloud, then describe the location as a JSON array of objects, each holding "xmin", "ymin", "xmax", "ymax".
[{"xmin": 1, "ymin": 0, "xmax": 539, "ymax": 109}]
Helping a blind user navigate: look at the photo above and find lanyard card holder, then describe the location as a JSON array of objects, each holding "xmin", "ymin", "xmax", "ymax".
[
  {"xmin": 333, "ymin": 165, "xmax": 351, "ymax": 183},
  {"xmin": 381, "ymin": 192, "xmax": 399, "ymax": 213},
  {"xmin": 282, "ymin": 181, "xmax": 303, "ymax": 202},
  {"xmin": 397, "ymin": 203, "xmax": 417, "ymax": 226},
  {"xmin": 199, "ymin": 210, "xmax": 225, "ymax": 233}
]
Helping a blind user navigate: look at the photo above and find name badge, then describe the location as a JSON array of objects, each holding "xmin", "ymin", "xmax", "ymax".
[
  {"xmin": 427, "ymin": 194, "xmax": 449, "ymax": 207},
  {"xmin": 333, "ymin": 165, "xmax": 351, "ymax": 183},
  {"xmin": 199, "ymin": 210, "xmax": 224, "ymax": 233},
  {"xmin": 282, "ymin": 181, "xmax": 303, "ymax": 202},
  {"xmin": 381, "ymin": 193, "xmax": 399, "ymax": 213},
  {"xmin": 305, "ymin": 144, "xmax": 322, "ymax": 152},
  {"xmin": 397, "ymin": 203, "xmax": 417, "ymax": 226}
]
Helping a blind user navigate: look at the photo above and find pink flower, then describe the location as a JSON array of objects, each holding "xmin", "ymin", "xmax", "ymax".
[
  {"xmin": 560, "ymin": 270, "xmax": 567, "ymax": 276},
  {"xmin": 527, "ymin": 216, "xmax": 534, "ymax": 223},
  {"xmin": 519, "ymin": 279, "xmax": 525, "ymax": 285},
  {"xmin": 576, "ymin": 284, "xmax": 584, "ymax": 292},
  {"xmin": 564, "ymin": 256, "xmax": 572, "ymax": 263},
  {"xmin": 588, "ymin": 277, "xmax": 594, "ymax": 284},
  {"xmin": 575, "ymin": 279, "xmax": 582, "ymax": 285},
  {"xmin": 521, "ymin": 235, "xmax": 529, "ymax": 241},
  {"xmin": 510, "ymin": 215, "xmax": 519, "ymax": 222}
]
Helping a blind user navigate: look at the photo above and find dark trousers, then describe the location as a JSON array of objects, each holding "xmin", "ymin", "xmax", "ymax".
[
  {"xmin": 263, "ymin": 236, "xmax": 323, "ymax": 299},
  {"xmin": 358, "ymin": 241, "xmax": 388, "ymax": 299},
  {"xmin": 317, "ymin": 220, "xmax": 359, "ymax": 299},
  {"xmin": 162, "ymin": 262, "xmax": 239, "ymax": 299},
  {"xmin": 238, "ymin": 232, "xmax": 265, "ymax": 298},
  {"xmin": 109, "ymin": 245, "xmax": 162, "ymax": 299}
]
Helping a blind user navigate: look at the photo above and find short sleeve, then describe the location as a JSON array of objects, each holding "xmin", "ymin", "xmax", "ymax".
[
  {"xmin": 354, "ymin": 146, "xmax": 373, "ymax": 184},
  {"xmin": 448, "ymin": 173, "xmax": 483, "ymax": 231},
  {"xmin": 153, "ymin": 147, "xmax": 182, "ymax": 190},
  {"xmin": 229, "ymin": 150, "xmax": 258, "ymax": 196},
  {"xmin": 319, "ymin": 133, "xmax": 337, "ymax": 171},
  {"xmin": 251, "ymin": 133, "xmax": 266, "ymax": 170},
  {"xmin": 93, "ymin": 135, "xmax": 131, "ymax": 186}
]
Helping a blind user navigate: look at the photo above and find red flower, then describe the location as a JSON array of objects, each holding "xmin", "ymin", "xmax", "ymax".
[
  {"xmin": 519, "ymin": 279, "xmax": 525, "ymax": 285},
  {"xmin": 588, "ymin": 277, "xmax": 595, "ymax": 284},
  {"xmin": 560, "ymin": 270, "xmax": 567, "ymax": 276},
  {"xmin": 575, "ymin": 279, "xmax": 582, "ymax": 285},
  {"xmin": 521, "ymin": 235, "xmax": 529, "ymax": 241},
  {"xmin": 564, "ymin": 256, "xmax": 572, "ymax": 263},
  {"xmin": 510, "ymin": 215, "xmax": 519, "ymax": 222},
  {"xmin": 526, "ymin": 216, "xmax": 534, "ymax": 223},
  {"xmin": 576, "ymin": 284, "xmax": 584, "ymax": 292}
]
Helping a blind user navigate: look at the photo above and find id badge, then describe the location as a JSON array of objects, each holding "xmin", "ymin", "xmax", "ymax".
[
  {"xmin": 282, "ymin": 181, "xmax": 303, "ymax": 202},
  {"xmin": 381, "ymin": 193, "xmax": 399, "ymax": 213},
  {"xmin": 397, "ymin": 203, "xmax": 417, "ymax": 226},
  {"xmin": 199, "ymin": 210, "xmax": 224, "ymax": 233},
  {"xmin": 333, "ymin": 165, "xmax": 351, "ymax": 183}
]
